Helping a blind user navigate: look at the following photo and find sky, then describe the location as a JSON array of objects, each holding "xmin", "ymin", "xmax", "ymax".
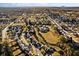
[{"xmin": 0, "ymin": 3, "xmax": 79, "ymax": 7}]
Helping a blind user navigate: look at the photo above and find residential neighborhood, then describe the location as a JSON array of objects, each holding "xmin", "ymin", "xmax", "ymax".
[{"xmin": 0, "ymin": 7, "xmax": 79, "ymax": 56}]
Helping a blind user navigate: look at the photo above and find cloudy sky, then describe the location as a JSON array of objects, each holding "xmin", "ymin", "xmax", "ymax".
[{"xmin": 0, "ymin": 3, "xmax": 79, "ymax": 7}]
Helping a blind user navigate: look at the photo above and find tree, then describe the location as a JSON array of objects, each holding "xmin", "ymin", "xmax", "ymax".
[{"xmin": 59, "ymin": 35, "xmax": 68, "ymax": 43}]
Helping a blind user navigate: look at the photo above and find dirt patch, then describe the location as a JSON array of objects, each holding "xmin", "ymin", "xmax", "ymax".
[{"xmin": 40, "ymin": 31, "xmax": 60, "ymax": 44}]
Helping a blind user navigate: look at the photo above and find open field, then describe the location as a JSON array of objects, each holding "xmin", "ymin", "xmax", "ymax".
[{"xmin": 39, "ymin": 31, "xmax": 60, "ymax": 44}]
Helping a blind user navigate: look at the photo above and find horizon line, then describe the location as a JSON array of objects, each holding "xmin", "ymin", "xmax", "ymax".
[{"xmin": 0, "ymin": 3, "xmax": 79, "ymax": 7}]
